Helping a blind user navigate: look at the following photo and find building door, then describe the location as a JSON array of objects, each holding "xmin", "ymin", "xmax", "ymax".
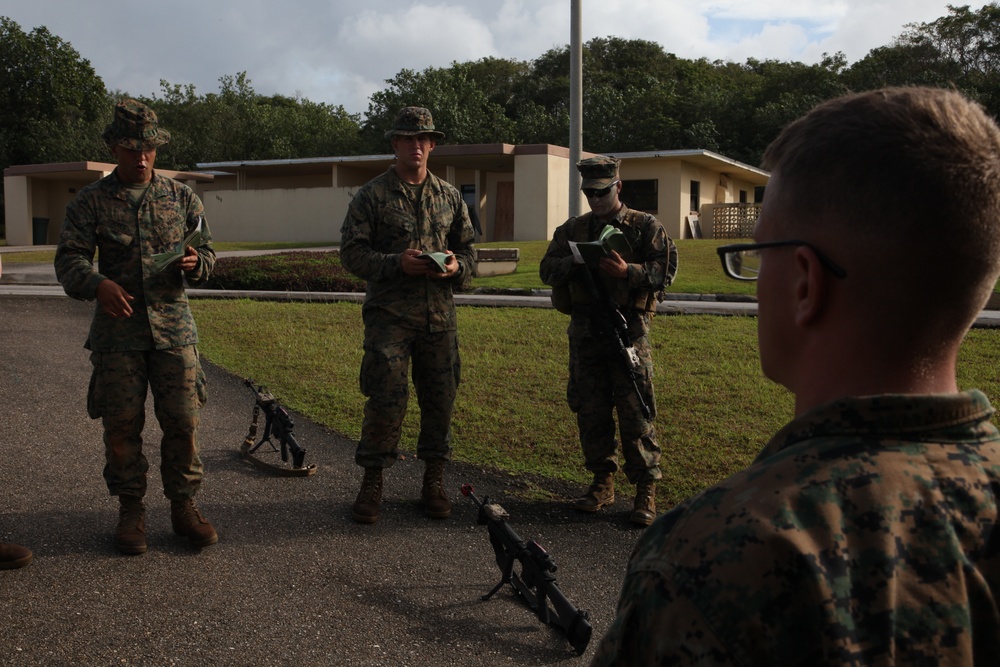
[{"xmin": 494, "ymin": 181, "xmax": 515, "ymax": 241}]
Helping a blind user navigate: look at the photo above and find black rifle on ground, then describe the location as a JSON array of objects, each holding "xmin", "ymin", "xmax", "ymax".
[
  {"xmin": 241, "ymin": 378, "xmax": 317, "ymax": 476},
  {"xmin": 575, "ymin": 265, "xmax": 651, "ymax": 419},
  {"xmin": 461, "ymin": 484, "xmax": 592, "ymax": 655}
]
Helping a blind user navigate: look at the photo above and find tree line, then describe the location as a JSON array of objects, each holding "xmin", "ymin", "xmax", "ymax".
[{"xmin": 2, "ymin": 3, "xmax": 999, "ymax": 231}]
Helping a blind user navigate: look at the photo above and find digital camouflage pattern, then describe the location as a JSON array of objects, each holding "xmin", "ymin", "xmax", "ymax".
[
  {"xmin": 590, "ymin": 391, "xmax": 1000, "ymax": 666},
  {"xmin": 539, "ymin": 204, "xmax": 674, "ymax": 484},
  {"xmin": 340, "ymin": 166, "xmax": 475, "ymax": 468},
  {"xmin": 101, "ymin": 98, "xmax": 171, "ymax": 151},
  {"xmin": 55, "ymin": 172, "xmax": 215, "ymax": 352},
  {"xmin": 539, "ymin": 205, "xmax": 677, "ymax": 337},
  {"xmin": 90, "ymin": 346, "xmax": 206, "ymax": 500},
  {"xmin": 569, "ymin": 330, "xmax": 660, "ymax": 483},
  {"xmin": 577, "ymin": 155, "xmax": 620, "ymax": 190},
  {"xmin": 55, "ymin": 169, "xmax": 214, "ymax": 500},
  {"xmin": 383, "ymin": 105, "xmax": 446, "ymax": 140}
]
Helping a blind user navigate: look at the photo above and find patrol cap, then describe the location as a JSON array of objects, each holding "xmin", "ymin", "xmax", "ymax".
[
  {"xmin": 102, "ymin": 99, "xmax": 171, "ymax": 151},
  {"xmin": 577, "ymin": 156, "xmax": 620, "ymax": 189},
  {"xmin": 384, "ymin": 106, "xmax": 445, "ymax": 141}
]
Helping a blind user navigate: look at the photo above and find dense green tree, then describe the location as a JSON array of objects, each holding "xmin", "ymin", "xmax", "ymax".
[
  {"xmin": 0, "ymin": 16, "xmax": 110, "ymax": 233},
  {"xmin": 0, "ymin": 17, "xmax": 109, "ymax": 167},
  {"xmin": 149, "ymin": 72, "xmax": 362, "ymax": 169},
  {"xmin": 361, "ymin": 60, "xmax": 521, "ymax": 153}
]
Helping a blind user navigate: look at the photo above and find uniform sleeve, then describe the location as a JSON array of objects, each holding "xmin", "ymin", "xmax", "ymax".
[
  {"xmin": 626, "ymin": 216, "xmax": 674, "ymax": 291},
  {"xmin": 339, "ymin": 187, "xmax": 405, "ymax": 283},
  {"xmin": 446, "ymin": 197, "xmax": 476, "ymax": 289},
  {"xmin": 589, "ymin": 569, "xmax": 737, "ymax": 667},
  {"xmin": 54, "ymin": 192, "xmax": 108, "ymax": 301},
  {"xmin": 539, "ymin": 221, "xmax": 577, "ymax": 287},
  {"xmin": 183, "ymin": 194, "xmax": 216, "ymax": 286}
]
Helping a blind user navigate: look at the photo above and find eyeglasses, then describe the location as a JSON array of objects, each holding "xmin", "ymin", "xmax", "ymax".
[
  {"xmin": 716, "ymin": 240, "xmax": 847, "ymax": 281},
  {"xmin": 582, "ymin": 181, "xmax": 619, "ymax": 199}
]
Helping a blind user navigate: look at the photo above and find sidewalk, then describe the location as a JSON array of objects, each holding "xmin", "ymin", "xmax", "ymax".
[
  {"xmin": 3, "ymin": 247, "xmax": 999, "ymax": 325},
  {"xmin": 0, "ymin": 245, "xmax": 761, "ymax": 317}
]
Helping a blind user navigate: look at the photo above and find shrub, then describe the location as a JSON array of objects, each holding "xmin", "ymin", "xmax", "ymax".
[{"xmin": 203, "ymin": 251, "xmax": 365, "ymax": 292}]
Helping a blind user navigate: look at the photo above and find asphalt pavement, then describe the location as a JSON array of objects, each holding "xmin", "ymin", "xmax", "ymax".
[
  {"xmin": 4, "ymin": 247, "xmax": 1000, "ymax": 666},
  {"xmin": 0, "ymin": 252, "xmax": 645, "ymax": 667}
]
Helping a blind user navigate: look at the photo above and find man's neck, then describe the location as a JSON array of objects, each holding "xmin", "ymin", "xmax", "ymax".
[
  {"xmin": 394, "ymin": 164, "xmax": 427, "ymax": 185},
  {"xmin": 594, "ymin": 203, "xmax": 623, "ymax": 223}
]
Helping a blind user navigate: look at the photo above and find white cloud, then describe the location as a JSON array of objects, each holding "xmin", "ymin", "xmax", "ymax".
[{"xmin": 0, "ymin": 0, "xmax": 987, "ymax": 115}]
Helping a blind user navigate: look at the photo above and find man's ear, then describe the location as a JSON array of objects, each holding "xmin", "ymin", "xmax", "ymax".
[{"xmin": 792, "ymin": 245, "xmax": 829, "ymax": 327}]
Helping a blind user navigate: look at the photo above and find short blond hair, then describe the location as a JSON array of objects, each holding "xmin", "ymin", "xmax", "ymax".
[{"xmin": 763, "ymin": 87, "xmax": 1000, "ymax": 336}]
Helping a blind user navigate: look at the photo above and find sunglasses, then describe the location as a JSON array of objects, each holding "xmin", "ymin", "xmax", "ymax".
[{"xmin": 582, "ymin": 181, "xmax": 619, "ymax": 198}]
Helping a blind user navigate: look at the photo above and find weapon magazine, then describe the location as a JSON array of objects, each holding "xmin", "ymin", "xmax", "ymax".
[{"xmin": 569, "ymin": 224, "xmax": 632, "ymax": 266}]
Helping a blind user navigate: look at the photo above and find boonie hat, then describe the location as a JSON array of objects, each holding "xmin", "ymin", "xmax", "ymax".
[
  {"xmin": 577, "ymin": 156, "xmax": 620, "ymax": 190},
  {"xmin": 384, "ymin": 106, "xmax": 445, "ymax": 140},
  {"xmin": 102, "ymin": 99, "xmax": 171, "ymax": 151}
]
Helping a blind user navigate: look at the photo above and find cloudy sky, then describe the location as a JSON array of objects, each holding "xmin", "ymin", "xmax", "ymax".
[{"xmin": 0, "ymin": 0, "xmax": 985, "ymax": 117}]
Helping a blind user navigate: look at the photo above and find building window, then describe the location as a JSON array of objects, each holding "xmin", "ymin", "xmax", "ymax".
[
  {"xmin": 739, "ymin": 190, "xmax": 748, "ymax": 203},
  {"xmin": 690, "ymin": 180, "xmax": 701, "ymax": 213},
  {"xmin": 621, "ymin": 179, "xmax": 657, "ymax": 213}
]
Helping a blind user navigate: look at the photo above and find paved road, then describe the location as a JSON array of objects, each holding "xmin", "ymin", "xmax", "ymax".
[{"xmin": 0, "ymin": 294, "xmax": 642, "ymax": 666}]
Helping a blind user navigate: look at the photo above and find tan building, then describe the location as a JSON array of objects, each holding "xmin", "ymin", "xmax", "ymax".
[
  {"xmin": 2, "ymin": 162, "xmax": 213, "ymax": 246},
  {"xmin": 3, "ymin": 144, "xmax": 768, "ymax": 246}
]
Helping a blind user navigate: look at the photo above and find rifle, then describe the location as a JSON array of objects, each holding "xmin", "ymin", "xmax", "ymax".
[
  {"xmin": 240, "ymin": 378, "xmax": 317, "ymax": 477},
  {"xmin": 575, "ymin": 265, "xmax": 652, "ymax": 419},
  {"xmin": 461, "ymin": 484, "xmax": 592, "ymax": 655}
]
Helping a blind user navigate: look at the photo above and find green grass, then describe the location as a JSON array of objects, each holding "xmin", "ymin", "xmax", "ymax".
[
  {"xmin": 190, "ymin": 297, "xmax": 1000, "ymax": 509},
  {"xmin": 474, "ymin": 239, "xmax": 758, "ymax": 297}
]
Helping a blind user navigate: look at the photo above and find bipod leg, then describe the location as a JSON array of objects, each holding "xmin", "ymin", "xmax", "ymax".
[{"xmin": 482, "ymin": 556, "xmax": 515, "ymax": 601}]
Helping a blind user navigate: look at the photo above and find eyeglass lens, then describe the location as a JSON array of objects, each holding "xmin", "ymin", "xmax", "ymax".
[{"xmin": 725, "ymin": 249, "xmax": 762, "ymax": 279}]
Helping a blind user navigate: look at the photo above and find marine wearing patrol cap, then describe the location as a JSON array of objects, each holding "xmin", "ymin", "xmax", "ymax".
[
  {"xmin": 102, "ymin": 99, "xmax": 171, "ymax": 151},
  {"xmin": 384, "ymin": 106, "xmax": 446, "ymax": 141},
  {"xmin": 577, "ymin": 155, "xmax": 620, "ymax": 189}
]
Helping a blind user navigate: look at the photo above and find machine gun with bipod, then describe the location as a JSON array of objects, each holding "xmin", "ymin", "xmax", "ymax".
[
  {"xmin": 461, "ymin": 484, "xmax": 592, "ymax": 655},
  {"xmin": 240, "ymin": 378, "xmax": 317, "ymax": 476}
]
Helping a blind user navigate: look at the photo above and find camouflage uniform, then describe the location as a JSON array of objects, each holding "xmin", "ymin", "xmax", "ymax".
[
  {"xmin": 539, "ymin": 203, "xmax": 676, "ymax": 484},
  {"xmin": 339, "ymin": 165, "xmax": 476, "ymax": 468},
  {"xmin": 590, "ymin": 391, "xmax": 1000, "ymax": 666},
  {"xmin": 55, "ymin": 171, "xmax": 215, "ymax": 500}
]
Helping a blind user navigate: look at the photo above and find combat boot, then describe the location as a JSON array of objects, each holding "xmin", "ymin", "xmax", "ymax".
[
  {"xmin": 170, "ymin": 498, "xmax": 218, "ymax": 549},
  {"xmin": 630, "ymin": 481, "xmax": 657, "ymax": 527},
  {"xmin": 352, "ymin": 467, "xmax": 383, "ymax": 524},
  {"xmin": 573, "ymin": 473, "xmax": 615, "ymax": 512},
  {"xmin": 0, "ymin": 542, "xmax": 32, "ymax": 570},
  {"xmin": 116, "ymin": 495, "xmax": 147, "ymax": 555},
  {"xmin": 422, "ymin": 459, "xmax": 452, "ymax": 519}
]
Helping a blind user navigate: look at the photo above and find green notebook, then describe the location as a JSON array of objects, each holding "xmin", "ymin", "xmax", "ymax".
[
  {"xmin": 418, "ymin": 251, "xmax": 453, "ymax": 273},
  {"xmin": 569, "ymin": 224, "xmax": 632, "ymax": 266}
]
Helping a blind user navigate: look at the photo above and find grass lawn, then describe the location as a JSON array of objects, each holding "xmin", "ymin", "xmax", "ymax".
[{"xmin": 190, "ymin": 297, "xmax": 1000, "ymax": 510}]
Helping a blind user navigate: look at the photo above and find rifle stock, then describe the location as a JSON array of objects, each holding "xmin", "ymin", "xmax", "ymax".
[{"xmin": 461, "ymin": 484, "xmax": 592, "ymax": 655}]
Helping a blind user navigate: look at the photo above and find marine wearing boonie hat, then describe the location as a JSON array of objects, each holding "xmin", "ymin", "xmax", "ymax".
[
  {"xmin": 384, "ymin": 106, "xmax": 446, "ymax": 141},
  {"xmin": 102, "ymin": 99, "xmax": 171, "ymax": 151},
  {"xmin": 577, "ymin": 156, "xmax": 620, "ymax": 190}
]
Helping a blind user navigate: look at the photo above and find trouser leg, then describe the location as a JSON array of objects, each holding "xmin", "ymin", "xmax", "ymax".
[
  {"xmin": 148, "ymin": 345, "xmax": 206, "ymax": 500},
  {"xmin": 568, "ymin": 337, "xmax": 619, "ymax": 475},
  {"xmin": 356, "ymin": 328, "xmax": 414, "ymax": 469},
  {"xmin": 614, "ymin": 335, "xmax": 662, "ymax": 484},
  {"xmin": 411, "ymin": 329, "xmax": 459, "ymax": 462},
  {"xmin": 90, "ymin": 351, "xmax": 150, "ymax": 498}
]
